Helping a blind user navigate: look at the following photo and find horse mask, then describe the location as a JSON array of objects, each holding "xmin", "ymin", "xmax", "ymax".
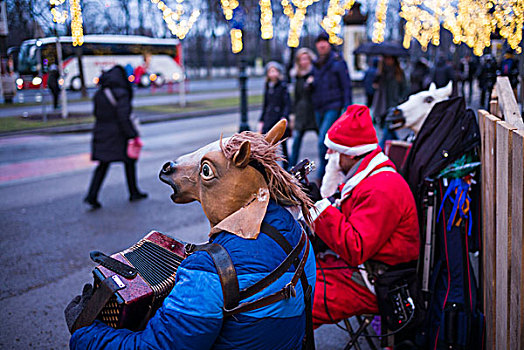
[
  {"xmin": 386, "ymin": 81, "xmax": 453, "ymax": 134},
  {"xmin": 159, "ymin": 120, "xmax": 312, "ymax": 239}
]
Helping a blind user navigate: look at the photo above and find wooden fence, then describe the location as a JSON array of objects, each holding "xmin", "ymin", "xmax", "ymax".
[{"xmin": 479, "ymin": 76, "xmax": 524, "ymax": 349}]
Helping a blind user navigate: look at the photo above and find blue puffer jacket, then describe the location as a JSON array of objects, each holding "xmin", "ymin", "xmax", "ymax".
[
  {"xmin": 70, "ymin": 201, "xmax": 316, "ymax": 349},
  {"xmin": 311, "ymin": 50, "xmax": 353, "ymax": 113}
]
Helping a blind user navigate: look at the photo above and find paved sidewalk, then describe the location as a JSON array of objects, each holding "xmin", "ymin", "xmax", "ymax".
[{"xmin": 0, "ymin": 88, "xmax": 263, "ymax": 119}]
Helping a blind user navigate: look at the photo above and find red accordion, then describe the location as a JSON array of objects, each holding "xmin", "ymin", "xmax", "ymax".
[{"xmin": 92, "ymin": 231, "xmax": 188, "ymax": 331}]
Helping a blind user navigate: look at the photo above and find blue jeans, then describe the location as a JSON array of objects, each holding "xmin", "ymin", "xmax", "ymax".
[
  {"xmin": 315, "ymin": 109, "xmax": 341, "ymax": 180},
  {"xmin": 289, "ymin": 130, "xmax": 305, "ymax": 167}
]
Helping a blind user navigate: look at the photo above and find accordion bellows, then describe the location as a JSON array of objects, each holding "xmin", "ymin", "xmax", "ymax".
[{"xmin": 93, "ymin": 231, "xmax": 187, "ymax": 331}]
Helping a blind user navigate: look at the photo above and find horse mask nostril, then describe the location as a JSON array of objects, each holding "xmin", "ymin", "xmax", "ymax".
[{"xmin": 161, "ymin": 161, "xmax": 176, "ymax": 176}]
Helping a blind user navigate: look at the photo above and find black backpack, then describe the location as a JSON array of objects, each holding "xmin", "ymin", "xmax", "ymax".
[{"xmin": 402, "ymin": 97, "xmax": 484, "ymax": 349}]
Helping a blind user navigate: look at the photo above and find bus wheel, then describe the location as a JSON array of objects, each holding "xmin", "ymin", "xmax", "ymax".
[{"xmin": 70, "ymin": 76, "xmax": 82, "ymax": 91}]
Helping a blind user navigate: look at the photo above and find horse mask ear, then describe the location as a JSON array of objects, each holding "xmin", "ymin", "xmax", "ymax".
[
  {"xmin": 233, "ymin": 141, "xmax": 251, "ymax": 168},
  {"xmin": 264, "ymin": 119, "xmax": 287, "ymax": 145}
]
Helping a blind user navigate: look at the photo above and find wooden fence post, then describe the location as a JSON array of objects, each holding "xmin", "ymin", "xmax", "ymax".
[
  {"xmin": 510, "ymin": 129, "xmax": 524, "ymax": 350},
  {"xmin": 480, "ymin": 111, "xmax": 500, "ymax": 347},
  {"xmin": 495, "ymin": 121, "xmax": 517, "ymax": 350}
]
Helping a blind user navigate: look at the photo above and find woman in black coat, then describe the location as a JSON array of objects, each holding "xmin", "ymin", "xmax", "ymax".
[
  {"xmin": 289, "ymin": 48, "xmax": 318, "ymax": 167},
  {"xmin": 84, "ymin": 65, "xmax": 147, "ymax": 209}
]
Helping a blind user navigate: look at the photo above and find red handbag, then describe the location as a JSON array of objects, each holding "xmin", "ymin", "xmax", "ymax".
[{"xmin": 127, "ymin": 137, "xmax": 143, "ymax": 159}]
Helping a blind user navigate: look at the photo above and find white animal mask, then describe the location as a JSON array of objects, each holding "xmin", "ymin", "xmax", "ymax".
[{"xmin": 394, "ymin": 81, "xmax": 453, "ymax": 134}]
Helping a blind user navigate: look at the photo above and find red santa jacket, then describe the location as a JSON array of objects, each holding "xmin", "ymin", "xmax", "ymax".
[{"xmin": 312, "ymin": 148, "xmax": 419, "ymax": 267}]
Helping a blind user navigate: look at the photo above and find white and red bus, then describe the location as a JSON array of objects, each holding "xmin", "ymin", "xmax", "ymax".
[{"xmin": 15, "ymin": 35, "xmax": 183, "ymax": 90}]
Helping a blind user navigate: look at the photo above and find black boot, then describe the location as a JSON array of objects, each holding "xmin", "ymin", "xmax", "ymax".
[
  {"xmin": 85, "ymin": 162, "xmax": 109, "ymax": 210},
  {"xmin": 129, "ymin": 192, "xmax": 148, "ymax": 202},
  {"xmin": 83, "ymin": 197, "xmax": 102, "ymax": 210},
  {"xmin": 125, "ymin": 160, "xmax": 148, "ymax": 202}
]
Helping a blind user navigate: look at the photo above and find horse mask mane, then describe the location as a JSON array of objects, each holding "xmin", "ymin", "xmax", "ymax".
[{"xmin": 159, "ymin": 120, "xmax": 313, "ymax": 239}]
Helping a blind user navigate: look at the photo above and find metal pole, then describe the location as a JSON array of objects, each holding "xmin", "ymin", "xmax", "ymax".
[
  {"xmin": 75, "ymin": 47, "xmax": 88, "ymax": 98},
  {"xmin": 179, "ymin": 42, "xmax": 186, "ymax": 108},
  {"xmin": 55, "ymin": 33, "xmax": 68, "ymax": 118},
  {"xmin": 238, "ymin": 57, "xmax": 249, "ymax": 132},
  {"xmin": 36, "ymin": 41, "xmax": 47, "ymax": 122}
]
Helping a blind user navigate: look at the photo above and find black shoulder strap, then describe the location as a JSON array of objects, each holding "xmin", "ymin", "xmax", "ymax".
[
  {"xmin": 186, "ymin": 243, "xmax": 240, "ymax": 310},
  {"xmin": 260, "ymin": 222, "xmax": 315, "ymax": 350}
]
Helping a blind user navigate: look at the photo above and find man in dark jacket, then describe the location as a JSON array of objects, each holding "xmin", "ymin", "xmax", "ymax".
[
  {"xmin": 478, "ymin": 55, "xmax": 498, "ymax": 110},
  {"xmin": 311, "ymin": 32, "xmax": 352, "ymax": 182},
  {"xmin": 431, "ymin": 56, "xmax": 456, "ymax": 93},
  {"xmin": 84, "ymin": 65, "xmax": 147, "ymax": 209}
]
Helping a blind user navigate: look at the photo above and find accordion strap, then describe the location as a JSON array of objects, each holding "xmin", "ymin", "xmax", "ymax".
[{"xmin": 71, "ymin": 275, "xmax": 125, "ymax": 333}]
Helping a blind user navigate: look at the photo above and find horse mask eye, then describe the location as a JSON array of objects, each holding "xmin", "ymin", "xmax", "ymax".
[
  {"xmin": 424, "ymin": 96, "xmax": 435, "ymax": 103},
  {"xmin": 201, "ymin": 163, "xmax": 215, "ymax": 180}
]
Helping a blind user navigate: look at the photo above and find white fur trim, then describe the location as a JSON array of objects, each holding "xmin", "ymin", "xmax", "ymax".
[
  {"xmin": 310, "ymin": 198, "xmax": 332, "ymax": 222},
  {"xmin": 324, "ymin": 134, "xmax": 378, "ymax": 156}
]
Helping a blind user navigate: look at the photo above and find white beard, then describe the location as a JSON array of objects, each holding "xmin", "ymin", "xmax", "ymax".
[{"xmin": 321, "ymin": 152, "xmax": 345, "ymax": 198}]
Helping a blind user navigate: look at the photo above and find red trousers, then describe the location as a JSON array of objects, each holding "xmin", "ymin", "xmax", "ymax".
[{"xmin": 313, "ymin": 255, "xmax": 379, "ymax": 328}]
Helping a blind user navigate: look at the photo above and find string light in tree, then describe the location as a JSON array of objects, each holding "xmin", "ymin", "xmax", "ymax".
[
  {"xmin": 400, "ymin": 0, "xmax": 445, "ymax": 50},
  {"xmin": 492, "ymin": 0, "xmax": 523, "ymax": 53},
  {"xmin": 150, "ymin": 0, "xmax": 200, "ymax": 40},
  {"xmin": 50, "ymin": 0, "xmax": 68, "ymax": 24},
  {"xmin": 69, "ymin": 0, "xmax": 84, "ymax": 46},
  {"xmin": 442, "ymin": 0, "xmax": 494, "ymax": 56},
  {"xmin": 372, "ymin": 0, "xmax": 388, "ymax": 43},
  {"xmin": 260, "ymin": 0, "xmax": 273, "ymax": 40},
  {"xmin": 230, "ymin": 28, "xmax": 243, "ymax": 53},
  {"xmin": 221, "ymin": 0, "xmax": 239, "ymax": 20},
  {"xmin": 320, "ymin": 0, "xmax": 355, "ymax": 46},
  {"xmin": 281, "ymin": 0, "xmax": 319, "ymax": 48},
  {"xmin": 400, "ymin": 0, "xmax": 522, "ymax": 56}
]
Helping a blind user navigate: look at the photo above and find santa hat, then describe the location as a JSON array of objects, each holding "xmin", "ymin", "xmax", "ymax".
[{"xmin": 324, "ymin": 105, "xmax": 379, "ymax": 156}]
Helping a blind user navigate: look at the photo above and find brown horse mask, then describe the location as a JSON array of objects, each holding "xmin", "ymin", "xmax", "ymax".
[{"xmin": 159, "ymin": 120, "xmax": 312, "ymax": 239}]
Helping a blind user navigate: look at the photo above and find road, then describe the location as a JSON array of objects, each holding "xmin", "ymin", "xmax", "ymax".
[
  {"xmin": 0, "ymin": 77, "xmax": 266, "ymax": 118},
  {"xmin": 0, "ymin": 111, "xmax": 365, "ymax": 349}
]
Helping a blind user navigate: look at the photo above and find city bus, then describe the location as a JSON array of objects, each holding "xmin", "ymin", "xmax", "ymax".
[{"xmin": 15, "ymin": 35, "xmax": 183, "ymax": 90}]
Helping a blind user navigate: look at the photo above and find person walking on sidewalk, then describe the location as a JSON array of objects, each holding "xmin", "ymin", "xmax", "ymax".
[
  {"xmin": 289, "ymin": 48, "xmax": 318, "ymax": 167},
  {"xmin": 311, "ymin": 32, "xmax": 353, "ymax": 182},
  {"xmin": 258, "ymin": 61, "xmax": 292, "ymax": 167},
  {"xmin": 48, "ymin": 64, "xmax": 60, "ymax": 109},
  {"xmin": 84, "ymin": 65, "xmax": 147, "ymax": 209}
]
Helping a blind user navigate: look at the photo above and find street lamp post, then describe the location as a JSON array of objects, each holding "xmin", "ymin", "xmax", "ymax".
[
  {"xmin": 238, "ymin": 57, "xmax": 249, "ymax": 132},
  {"xmin": 55, "ymin": 28, "xmax": 68, "ymax": 119}
]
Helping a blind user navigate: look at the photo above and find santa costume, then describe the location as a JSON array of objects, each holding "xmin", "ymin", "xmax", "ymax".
[{"xmin": 310, "ymin": 104, "xmax": 419, "ymax": 327}]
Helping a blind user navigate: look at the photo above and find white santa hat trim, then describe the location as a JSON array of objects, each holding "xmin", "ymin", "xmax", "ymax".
[{"xmin": 324, "ymin": 134, "xmax": 378, "ymax": 156}]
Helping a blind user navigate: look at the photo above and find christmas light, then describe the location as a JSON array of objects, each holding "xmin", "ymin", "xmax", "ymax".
[
  {"xmin": 231, "ymin": 28, "xmax": 243, "ymax": 53},
  {"xmin": 260, "ymin": 0, "xmax": 274, "ymax": 40},
  {"xmin": 281, "ymin": 0, "xmax": 319, "ymax": 47},
  {"xmin": 150, "ymin": 0, "xmax": 200, "ymax": 40},
  {"xmin": 50, "ymin": 0, "xmax": 67, "ymax": 24},
  {"xmin": 400, "ymin": 0, "xmax": 522, "ymax": 56},
  {"xmin": 221, "ymin": 0, "xmax": 239, "ymax": 20},
  {"xmin": 372, "ymin": 0, "xmax": 388, "ymax": 43},
  {"xmin": 320, "ymin": 0, "xmax": 355, "ymax": 45},
  {"xmin": 69, "ymin": 0, "xmax": 84, "ymax": 46}
]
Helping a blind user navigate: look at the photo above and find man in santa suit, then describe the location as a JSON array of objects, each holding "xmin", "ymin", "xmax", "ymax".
[{"xmin": 309, "ymin": 104, "xmax": 419, "ymax": 327}]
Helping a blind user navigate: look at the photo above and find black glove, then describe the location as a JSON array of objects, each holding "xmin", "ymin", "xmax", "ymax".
[
  {"xmin": 303, "ymin": 181, "xmax": 322, "ymax": 203},
  {"xmin": 65, "ymin": 283, "xmax": 94, "ymax": 334}
]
